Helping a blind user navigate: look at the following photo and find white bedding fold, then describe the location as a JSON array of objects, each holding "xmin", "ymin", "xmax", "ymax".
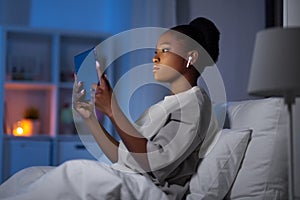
[{"xmin": 0, "ymin": 160, "xmax": 168, "ymax": 200}]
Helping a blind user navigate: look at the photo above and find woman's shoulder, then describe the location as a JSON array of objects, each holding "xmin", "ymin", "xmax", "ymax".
[
  {"xmin": 159, "ymin": 87, "xmax": 210, "ymax": 123},
  {"xmin": 164, "ymin": 86, "xmax": 210, "ymax": 107}
]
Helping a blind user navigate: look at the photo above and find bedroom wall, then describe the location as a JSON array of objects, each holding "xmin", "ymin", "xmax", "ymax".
[
  {"xmin": 0, "ymin": 0, "xmax": 31, "ymax": 26},
  {"xmin": 29, "ymin": 0, "xmax": 132, "ymax": 34},
  {"xmin": 29, "ymin": 0, "xmax": 265, "ymax": 102},
  {"xmin": 188, "ymin": 0, "xmax": 265, "ymax": 101},
  {"xmin": 1, "ymin": 0, "xmax": 266, "ymax": 108},
  {"xmin": 28, "ymin": 0, "xmax": 177, "ymax": 121}
]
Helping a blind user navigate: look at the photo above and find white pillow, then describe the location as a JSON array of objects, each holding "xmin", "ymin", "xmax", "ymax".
[
  {"xmin": 225, "ymin": 98, "xmax": 288, "ymax": 199},
  {"xmin": 187, "ymin": 128, "xmax": 251, "ymax": 200}
]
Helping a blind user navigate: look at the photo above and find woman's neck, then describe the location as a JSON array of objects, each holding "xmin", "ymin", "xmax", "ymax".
[{"xmin": 170, "ymin": 75, "xmax": 197, "ymax": 94}]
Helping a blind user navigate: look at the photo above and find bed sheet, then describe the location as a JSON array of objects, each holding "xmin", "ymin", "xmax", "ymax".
[{"xmin": 0, "ymin": 159, "xmax": 168, "ymax": 200}]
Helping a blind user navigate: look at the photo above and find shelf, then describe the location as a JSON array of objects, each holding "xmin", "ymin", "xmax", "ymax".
[
  {"xmin": 3, "ymin": 134, "xmax": 52, "ymax": 141},
  {"xmin": 4, "ymin": 85, "xmax": 56, "ymax": 137},
  {"xmin": 5, "ymin": 82, "xmax": 55, "ymax": 90},
  {"xmin": 5, "ymin": 31, "xmax": 53, "ymax": 82},
  {"xmin": 0, "ymin": 26, "xmax": 108, "ymax": 180}
]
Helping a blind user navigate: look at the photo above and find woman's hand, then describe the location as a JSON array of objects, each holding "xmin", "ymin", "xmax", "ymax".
[
  {"xmin": 94, "ymin": 61, "xmax": 114, "ymax": 117},
  {"xmin": 73, "ymin": 69, "xmax": 119, "ymax": 163},
  {"xmin": 94, "ymin": 62, "xmax": 149, "ymax": 170},
  {"xmin": 73, "ymin": 74, "xmax": 95, "ymax": 119}
]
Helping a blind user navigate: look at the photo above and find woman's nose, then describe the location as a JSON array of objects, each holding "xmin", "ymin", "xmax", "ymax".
[{"xmin": 152, "ymin": 57, "xmax": 160, "ymax": 63}]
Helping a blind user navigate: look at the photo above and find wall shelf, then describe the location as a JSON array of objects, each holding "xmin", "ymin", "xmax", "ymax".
[{"xmin": 0, "ymin": 26, "xmax": 108, "ymax": 182}]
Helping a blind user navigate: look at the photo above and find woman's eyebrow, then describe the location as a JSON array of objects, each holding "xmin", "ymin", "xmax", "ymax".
[
  {"xmin": 157, "ymin": 42, "xmax": 171, "ymax": 47},
  {"xmin": 156, "ymin": 43, "xmax": 171, "ymax": 50}
]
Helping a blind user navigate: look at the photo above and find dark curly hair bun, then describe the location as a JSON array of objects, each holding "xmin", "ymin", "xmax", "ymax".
[{"xmin": 189, "ymin": 17, "xmax": 220, "ymax": 63}]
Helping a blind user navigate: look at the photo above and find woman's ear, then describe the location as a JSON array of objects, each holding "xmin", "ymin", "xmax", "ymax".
[{"xmin": 187, "ymin": 50, "xmax": 199, "ymax": 65}]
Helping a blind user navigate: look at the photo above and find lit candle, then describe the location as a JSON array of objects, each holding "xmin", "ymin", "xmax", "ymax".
[
  {"xmin": 16, "ymin": 126, "xmax": 24, "ymax": 136},
  {"xmin": 12, "ymin": 120, "xmax": 33, "ymax": 137}
]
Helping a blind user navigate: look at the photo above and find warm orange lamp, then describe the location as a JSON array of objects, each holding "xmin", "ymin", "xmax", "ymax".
[{"xmin": 12, "ymin": 120, "xmax": 34, "ymax": 137}]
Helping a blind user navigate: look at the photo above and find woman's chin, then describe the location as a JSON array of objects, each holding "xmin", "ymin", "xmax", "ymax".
[{"xmin": 153, "ymin": 74, "xmax": 163, "ymax": 82}]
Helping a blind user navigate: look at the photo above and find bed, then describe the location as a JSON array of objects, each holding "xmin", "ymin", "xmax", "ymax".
[{"xmin": 0, "ymin": 97, "xmax": 288, "ymax": 200}]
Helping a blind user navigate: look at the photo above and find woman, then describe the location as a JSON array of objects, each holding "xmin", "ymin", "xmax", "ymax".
[
  {"xmin": 0, "ymin": 17, "xmax": 220, "ymax": 200},
  {"xmin": 74, "ymin": 17, "xmax": 220, "ymax": 199}
]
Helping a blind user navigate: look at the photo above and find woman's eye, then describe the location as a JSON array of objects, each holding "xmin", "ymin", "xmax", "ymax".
[
  {"xmin": 162, "ymin": 48, "xmax": 169, "ymax": 53},
  {"xmin": 154, "ymin": 48, "xmax": 169, "ymax": 54}
]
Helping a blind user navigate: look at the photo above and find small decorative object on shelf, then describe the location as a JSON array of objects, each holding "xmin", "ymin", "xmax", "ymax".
[
  {"xmin": 24, "ymin": 106, "xmax": 39, "ymax": 120},
  {"xmin": 12, "ymin": 119, "xmax": 36, "ymax": 137},
  {"xmin": 60, "ymin": 102, "xmax": 75, "ymax": 134},
  {"xmin": 7, "ymin": 55, "xmax": 41, "ymax": 81},
  {"xmin": 12, "ymin": 121, "xmax": 26, "ymax": 136},
  {"xmin": 22, "ymin": 106, "xmax": 41, "ymax": 135}
]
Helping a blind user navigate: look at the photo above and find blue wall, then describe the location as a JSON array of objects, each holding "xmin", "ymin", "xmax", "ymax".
[
  {"xmin": 2, "ymin": 0, "xmax": 266, "ymax": 102},
  {"xmin": 30, "ymin": 0, "xmax": 133, "ymax": 34},
  {"xmin": 29, "ymin": 0, "xmax": 174, "ymax": 120},
  {"xmin": 189, "ymin": 0, "xmax": 265, "ymax": 101}
]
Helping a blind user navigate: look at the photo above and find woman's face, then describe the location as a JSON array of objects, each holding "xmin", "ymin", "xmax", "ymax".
[{"xmin": 152, "ymin": 31, "xmax": 188, "ymax": 83}]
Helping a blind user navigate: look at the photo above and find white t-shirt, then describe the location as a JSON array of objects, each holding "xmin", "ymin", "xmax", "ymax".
[{"xmin": 114, "ymin": 86, "xmax": 217, "ymax": 199}]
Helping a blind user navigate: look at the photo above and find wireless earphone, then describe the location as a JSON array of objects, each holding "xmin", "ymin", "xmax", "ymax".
[{"xmin": 186, "ymin": 56, "xmax": 192, "ymax": 68}]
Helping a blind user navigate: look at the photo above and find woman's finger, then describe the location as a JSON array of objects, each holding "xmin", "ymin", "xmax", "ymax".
[
  {"xmin": 95, "ymin": 60, "xmax": 103, "ymax": 83},
  {"xmin": 74, "ymin": 89, "xmax": 86, "ymax": 101},
  {"xmin": 74, "ymin": 73, "xmax": 78, "ymax": 83},
  {"xmin": 99, "ymin": 74, "xmax": 111, "ymax": 91},
  {"xmin": 103, "ymin": 74, "xmax": 110, "ymax": 87},
  {"xmin": 75, "ymin": 101, "xmax": 90, "ymax": 108},
  {"xmin": 75, "ymin": 81, "xmax": 83, "ymax": 93},
  {"xmin": 73, "ymin": 74, "xmax": 78, "ymax": 92}
]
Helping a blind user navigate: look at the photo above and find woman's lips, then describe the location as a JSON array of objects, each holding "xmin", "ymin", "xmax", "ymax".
[{"xmin": 153, "ymin": 65, "xmax": 160, "ymax": 72}]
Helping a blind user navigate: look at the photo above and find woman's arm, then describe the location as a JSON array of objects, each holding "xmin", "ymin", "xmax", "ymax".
[
  {"xmin": 107, "ymin": 95, "xmax": 150, "ymax": 171},
  {"xmin": 94, "ymin": 62, "xmax": 150, "ymax": 171},
  {"xmin": 73, "ymin": 74, "xmax": 119, "ymax": 163},
  {"xmin": 84, "ymin": 115, "xmax": 119, "ymax": 163}
]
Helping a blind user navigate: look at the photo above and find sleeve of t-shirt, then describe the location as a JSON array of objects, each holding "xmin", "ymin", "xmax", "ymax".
[{"xmin": 146, "ymin": 104, "xmax": 208, "ymax": 182}]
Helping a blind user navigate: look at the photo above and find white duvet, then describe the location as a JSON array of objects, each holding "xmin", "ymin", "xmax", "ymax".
[{"xmin": 0, "ymin": 159, "xmax": 168, "ymax": 200}]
